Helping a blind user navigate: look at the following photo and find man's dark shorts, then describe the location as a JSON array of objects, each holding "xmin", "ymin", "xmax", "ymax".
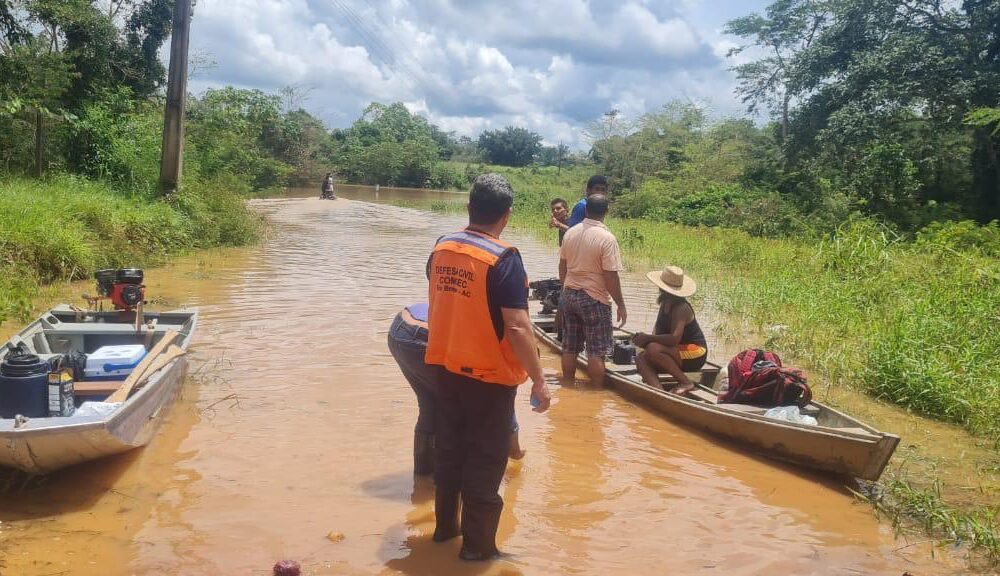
[{"xmin": 559, "ymin": 287, "xmax": 613, "ymax": 358}]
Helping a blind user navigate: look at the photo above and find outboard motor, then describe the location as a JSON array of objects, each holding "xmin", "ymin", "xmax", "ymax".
[
  {"xmin": 529, "ymin": 278, "xmax": 562, "ymax": 315},
  {"xmin": 95, "ymin": 268, "xmax": 145, "ymax": 311},
  {"xmin": 0, "ymin": 348, "xmax": 50, "ymax": 418}
]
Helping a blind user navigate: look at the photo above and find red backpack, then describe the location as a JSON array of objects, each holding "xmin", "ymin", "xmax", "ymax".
[{"xmin": 719, "ymin": 349, "xmax": 812, "ymax": 407}]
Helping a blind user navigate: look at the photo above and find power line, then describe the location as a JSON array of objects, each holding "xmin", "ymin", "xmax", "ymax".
[{"xmin": 329, "ymin": 0, "xmax": 431, "ymax": 95}]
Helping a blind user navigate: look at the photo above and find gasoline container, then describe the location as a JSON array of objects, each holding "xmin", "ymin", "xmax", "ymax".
[
  {"xmin": 0, "ymin": 352, "xmax": 50, "ymax": 418},
  {"xmin": 48, "ymin": 371, "xmax": 75, "ymax": 417}
]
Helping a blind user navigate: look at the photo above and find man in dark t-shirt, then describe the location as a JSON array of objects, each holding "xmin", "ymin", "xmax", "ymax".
[{"xmin": 425, "ymin": 173, "xmax": 551, "ymax": 561}]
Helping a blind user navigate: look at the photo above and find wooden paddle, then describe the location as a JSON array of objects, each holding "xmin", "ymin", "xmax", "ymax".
[
  {"xmin": 123, "ymin": 345, "xmax": 186, "ymax": 399},
  {"xmin": 106, "ymin": 330, "xmax": 180, "ymax": 403}
]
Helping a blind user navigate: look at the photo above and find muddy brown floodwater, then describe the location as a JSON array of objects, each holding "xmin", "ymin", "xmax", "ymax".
[{"xmin": 0, "ymin": 191, "xmax": 974, "ymax": 575}]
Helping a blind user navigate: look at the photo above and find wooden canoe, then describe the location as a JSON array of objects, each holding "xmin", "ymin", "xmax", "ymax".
[
  {"xmin": 531, "ymin": 305, "xmax": 899, "ymax": 481},
  {"xmin": 0, "ymin": 305, "xmax": 197, "ymax": 474}
]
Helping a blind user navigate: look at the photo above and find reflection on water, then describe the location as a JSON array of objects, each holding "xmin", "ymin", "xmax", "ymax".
[{"xmin": 0, "ymin": 196, "xmax": 972, "ymax": 575}]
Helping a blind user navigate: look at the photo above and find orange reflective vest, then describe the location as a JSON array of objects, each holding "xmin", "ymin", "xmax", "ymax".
[{"xmin": 425, "ymin": 229, "xmax": 528, "ymax": 386}]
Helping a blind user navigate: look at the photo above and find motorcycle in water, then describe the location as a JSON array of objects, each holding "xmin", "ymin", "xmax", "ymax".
[{"xmin": 320, "ymin": 175, "xmax": 337, "ymax": 200}]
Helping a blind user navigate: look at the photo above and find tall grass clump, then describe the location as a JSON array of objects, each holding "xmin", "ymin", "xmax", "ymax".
[
  {"xmin": 864, "ymin": 472, "xmax": 1000, "ymax": 563},
  {"xmin": 0, "ymin": 174, "xmax": 262, "ymax": 324}
]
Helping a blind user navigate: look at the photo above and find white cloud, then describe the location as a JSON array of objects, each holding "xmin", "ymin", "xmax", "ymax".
[
  {"xmin": 610, "ymin": 3, "xmax": 701, "ymax": 57},
  {"xmin": 186, "ymin": 0, "xmax": 768, "ymax": 148}
]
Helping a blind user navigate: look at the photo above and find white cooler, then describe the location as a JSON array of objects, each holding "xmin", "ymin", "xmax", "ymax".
[{"xmin": 85, "ymin": 345, "xmax": 148, "ymax": 380}]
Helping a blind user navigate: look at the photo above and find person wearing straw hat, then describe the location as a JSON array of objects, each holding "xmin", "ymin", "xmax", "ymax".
[{"xmin": 632, "ymin": 265, "xmax": 708, "ymax": 396}]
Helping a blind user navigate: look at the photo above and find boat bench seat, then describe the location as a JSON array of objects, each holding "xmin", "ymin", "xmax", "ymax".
[
  {"xmin": 43, "ymin": 322, "xmax": 182, "ymax": 335},
  {"xmin": 719, "ymin": 403, "xmax": 768, "ymax": 415},
  {"xmin": 608, "ymin": 363, "xmax": 640, "ymax": 374},
  {"xmin": 686, "ymin": 388, "xmax": 720, "ymax": 404},
  {"xmin": 713, "ymin": 400, "xmax": 822, "ymax": 417},
  {"xmin": 74, "ymin": 380, "xmax": 123, "ymax": 397}
]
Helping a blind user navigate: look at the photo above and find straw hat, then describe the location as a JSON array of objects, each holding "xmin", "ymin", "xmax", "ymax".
[{"xmin": 646, "ymin": 265, "xmax": 696, "ymax": 298}]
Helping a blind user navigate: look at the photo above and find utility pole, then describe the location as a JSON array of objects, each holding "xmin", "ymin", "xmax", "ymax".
[
  {"xmin": 34, "ymin": 109, "xmax": 44, "ymax": 178},
  {"xmin": 159, "ymin": 0, "xmax": 194, "ymax": 196},
  {"xmin": 557, "ymin": 140, "xmax": 563, "ymax": 176}
]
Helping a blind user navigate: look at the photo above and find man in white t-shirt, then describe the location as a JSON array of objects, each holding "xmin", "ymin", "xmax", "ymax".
[{"xmin": 558, "ymin": 194, "xmax": 626, "ymax": 387}]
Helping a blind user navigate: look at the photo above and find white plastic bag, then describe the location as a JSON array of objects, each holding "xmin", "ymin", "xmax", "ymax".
[
  {"xmin": 763, "ymin": 405, "xmax": 817, "ymax": 426},
  {"xmin": 74, "ymin": 401, "xmax": 122, "ymax": 418}
]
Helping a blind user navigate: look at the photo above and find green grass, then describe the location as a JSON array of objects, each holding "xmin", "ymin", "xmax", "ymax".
[{"xmin": 0, "ymin": 174, "xmax": 263, "ymax": 325}]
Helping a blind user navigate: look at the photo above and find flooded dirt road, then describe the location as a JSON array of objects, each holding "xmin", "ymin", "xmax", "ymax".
[{"xmin": 0, "ymin": 194, "xmax": 971, "ymax": 575}]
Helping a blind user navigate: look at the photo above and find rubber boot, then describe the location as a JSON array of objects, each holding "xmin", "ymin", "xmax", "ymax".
[
  {"xmin": 433, "ymin": 490, "xmax": 461, "ymax": 542},
  {"xmin": 459, "ymin": 498, "xmax": 502, "ymax": 559},
  {"xmin": 414, "ymin": 433, "xmax": 435, "ymax": 476}
]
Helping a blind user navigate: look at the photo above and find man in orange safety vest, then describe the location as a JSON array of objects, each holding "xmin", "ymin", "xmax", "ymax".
[{"xmin": 425, "ymin": 173, "xmax": 551, "ymax": 561}]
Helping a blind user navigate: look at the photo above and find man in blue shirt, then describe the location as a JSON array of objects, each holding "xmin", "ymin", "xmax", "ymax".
[{"xmin": 567, "ymin": 175, "xmax": 609, "ymax": 227}]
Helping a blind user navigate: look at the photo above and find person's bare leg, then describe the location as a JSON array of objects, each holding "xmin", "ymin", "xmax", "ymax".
[
  {"xmin": 561, "ymin": 352, "xmax": 577, "ymax": 385},
  {"xmin": 586, "ymin": 355, "xmax": 606, "ymax": 387},
  {"xmin": 635, "ymin": 351, "xmax": 662, "ymax": 388},
  {"xmin": 509, "ymin": 430, "xmax": 526, "ymax": 460},
  {"xmin": 646, "ymin": 343, "xmax": 695, "ymax": 395}
]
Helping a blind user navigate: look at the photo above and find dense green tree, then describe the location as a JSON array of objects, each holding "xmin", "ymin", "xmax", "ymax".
[
  {"xmin": 185, "ymin": 87, "xmax": 293, "ymax": 190},
  {"xmin": 429, "ymin": 124, "xmax": 457, "ymax": 160},
  {"xmin": 537, "ymin": 143, "xmax": 569, "ymax": 167},
  {"xmin": 68, "ymin": 86, "xmax": 162, "ymax": 189},
  {"xmin": 477, "ymin": 126, "xmax": 542, "ymax": 167},
  {"xmin": 586, "ymin": 103, "xmax": 720, "ymax": 193},
  {"xmin": 728, "ymin": 0, "xmax": 1000, "ymax": 223},
  {"xmin": 0, "ymin": 3, "xmax": 28, "ymax": 47},
  {"xmin": 335, "ymin": 101, "xmax": 447, "ymax": 187},
  {"xmin": 120, "ymin": 0, "xmax": 175, "ymax": 98},
  {"xmin": 349, "ymin": 102, "xmax": 435, "ymax": 146},
  {"xmin": 725, "ymin": 1, "xmax": 831, "ymax": 142},
  {"xmin": 261, "ymin": 108, "xmax": 334, "ymax": 185},
  {"xmin": 450, "ymin": 135, "xmax": 481, "ymax": 162},
  {"xmin": 967, "ymin": 107, "xmax": 1000, "ymax": 135},
  {"xmin": 0, "ymin": 0, "xmax": 175, "ymax": 176}
]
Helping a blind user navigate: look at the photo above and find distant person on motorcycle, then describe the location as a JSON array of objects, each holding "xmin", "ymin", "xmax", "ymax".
[{"xmin": 321, "ymin": 173, "xmax": 337, "ymax": 199}]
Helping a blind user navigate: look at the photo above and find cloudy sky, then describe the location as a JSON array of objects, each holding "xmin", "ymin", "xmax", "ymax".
[{"xmin": 187, "ymin": 0, "xmax": 769, "ymax": 148}]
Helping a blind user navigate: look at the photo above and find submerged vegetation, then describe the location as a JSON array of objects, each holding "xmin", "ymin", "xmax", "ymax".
[{"xmin": 865, "ymin": 472, "xmax": 1000, "ymax": 565}]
